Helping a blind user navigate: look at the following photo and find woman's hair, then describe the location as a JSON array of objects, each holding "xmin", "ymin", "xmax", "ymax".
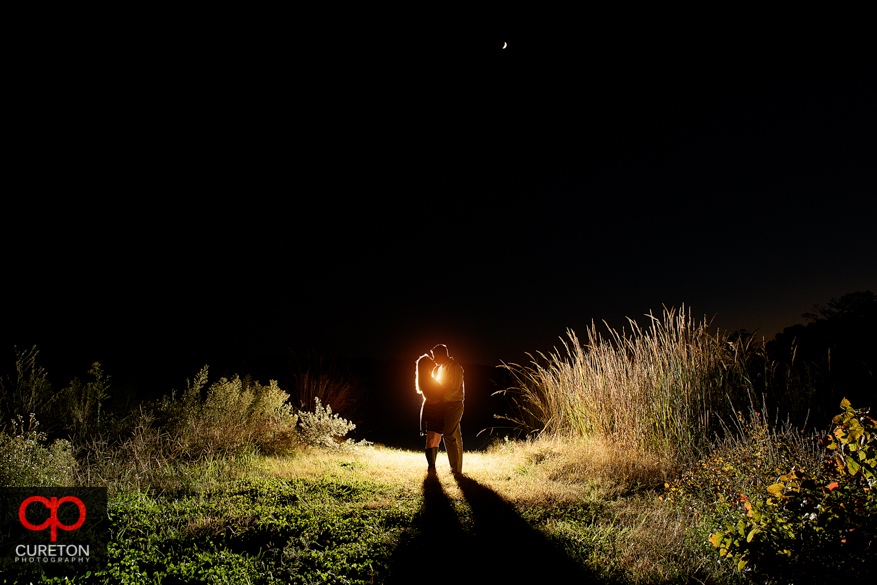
[{"xmin": 415, "ymin": 353, "xmax": 433, "ymax": 396}]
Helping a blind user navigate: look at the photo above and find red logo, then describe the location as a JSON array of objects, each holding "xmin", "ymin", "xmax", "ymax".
[{"xmin": 19, "ymin": 496, "xmax": 86, "ymax": 542}]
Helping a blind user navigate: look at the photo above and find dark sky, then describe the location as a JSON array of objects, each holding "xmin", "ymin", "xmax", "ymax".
[{"xmin": 4, "ymin": 23, "xmax": 876, "ymax": 393}]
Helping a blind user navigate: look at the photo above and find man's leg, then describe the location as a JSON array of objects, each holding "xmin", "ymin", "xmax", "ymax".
[{"xmin": 442, "ymin": 401, "xmax": 464, "ymax": 474}]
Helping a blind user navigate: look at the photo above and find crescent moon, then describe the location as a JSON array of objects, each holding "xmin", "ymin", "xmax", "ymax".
[{"xmin": 502, "ymin": 42, "xmax": 507, "ymax": 49}]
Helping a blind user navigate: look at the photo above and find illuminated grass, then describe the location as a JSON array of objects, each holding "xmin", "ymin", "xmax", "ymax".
[{"xmin": 14, "ymin": 442, "xmax": 733, "ymax": 584}]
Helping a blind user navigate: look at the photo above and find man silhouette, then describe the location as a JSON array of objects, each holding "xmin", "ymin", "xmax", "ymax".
[{"xmin": 431, "ymin": 344, "xmax": 465, "ymax": 474}]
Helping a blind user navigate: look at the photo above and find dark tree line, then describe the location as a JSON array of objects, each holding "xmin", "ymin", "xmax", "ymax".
[{"xmin": 766, "ymin": 291, "xmax": 876, "ymax": 425}]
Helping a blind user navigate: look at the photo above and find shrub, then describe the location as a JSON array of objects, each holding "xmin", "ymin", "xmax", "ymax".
[
  {"xmin": 663, "ymin": 397, "xmax": 822, "ymax": 543},
  {"xmin": 0, "ymin": 414, "xmax": 76, "ymax": 487},
  {"xmin": 296, "ymin": 397, "xmax": 360, "ymax": 448},
  {"xmin": 161, "ymin": 368, "xmax": 299, "ymax": 457},
  {"xmin": 708, "ymin": 399, "xmax": 876, "ymax": 581}
]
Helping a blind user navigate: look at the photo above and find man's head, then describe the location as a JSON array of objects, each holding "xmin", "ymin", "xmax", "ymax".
[{"xmin": 431, "ymin": 344, "xmax": 450, "ymax": 364}]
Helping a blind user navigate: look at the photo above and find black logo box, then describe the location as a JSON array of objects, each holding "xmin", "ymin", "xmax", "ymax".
[{"xmin": 0, "ymin": 487, "xmax": 108, "ymax": 570}]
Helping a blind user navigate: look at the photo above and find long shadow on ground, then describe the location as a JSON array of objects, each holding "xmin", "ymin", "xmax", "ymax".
[{"xmin": 386, "ymin": 473, "xmax": 601, "ymax": 584}]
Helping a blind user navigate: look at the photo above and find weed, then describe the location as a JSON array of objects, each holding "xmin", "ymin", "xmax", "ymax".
[
  {"xmin": 0, "ymin": 413, "xmax": 76, "ymax": 487},
  {"xmin": 0, "ymin": 345, "xmax": 55, "ymax": 428}
]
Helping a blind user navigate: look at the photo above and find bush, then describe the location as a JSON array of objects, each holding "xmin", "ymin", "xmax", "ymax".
[
  {"xmin": 708, "ymin": 399, "xmax": 876, "ymax": 581},
  {"xmin": 0, "ymin": 414, "xmax": 76, "ymax": 487},
  {"xmin": 664, "ymin": 397, "xmax": 823, "ymax": 531},
  {"xmin": 151, "ymin": 367, "xmax": 300, "ymax": 457},
  {"xmin": 296, "ymin": 397, "xmax": 359, "ymax": 448},
  {"xmin": 197, "ymin": 374, "xmax": 299, "ymax": 455}
]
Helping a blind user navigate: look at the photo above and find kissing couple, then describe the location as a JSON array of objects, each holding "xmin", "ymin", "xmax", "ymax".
[{"xmin": 416, "ymin": 344, "xmax": 465, "ymax": 474}]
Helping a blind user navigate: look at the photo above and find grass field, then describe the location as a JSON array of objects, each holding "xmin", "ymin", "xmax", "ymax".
[{"xmin": 9, "ymin": 438, "xmax": 732, "ymax": 585}]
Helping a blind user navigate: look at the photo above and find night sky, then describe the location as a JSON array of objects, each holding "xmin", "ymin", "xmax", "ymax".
[{"xmin": 4, "ymin": 24, "xmax": 876, "ymax": 403}]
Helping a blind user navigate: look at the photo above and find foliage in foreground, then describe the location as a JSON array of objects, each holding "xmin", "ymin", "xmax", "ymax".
[
  {"xmin": 7, "ymin": 441, "xmax": 715, "ymax": 585},
  {"xmin": 663, "ymin": 397, "xmax": 823, "ymax": 535},
  {"xmin": 10, "ymin": 470, "xmax": 416, "ymax": 585},
  {"xmin": 708, "ymin": 399, "xmax": 875, "ymax": 581}
]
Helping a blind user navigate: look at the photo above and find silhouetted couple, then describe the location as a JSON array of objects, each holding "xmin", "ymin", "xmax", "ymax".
[{"xmin": 416, "ymin": 344, "xmax": 465, "ymax": 474}]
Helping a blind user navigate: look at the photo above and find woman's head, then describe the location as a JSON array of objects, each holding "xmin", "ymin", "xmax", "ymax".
[{"xmin": 415, "ymin": 353, "xmax": 435, "ymax": 395}]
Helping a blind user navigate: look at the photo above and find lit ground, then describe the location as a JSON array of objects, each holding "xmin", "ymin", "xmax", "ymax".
[{"xmin": 258, "ymin": 436, "xmax": 670, "ymax": 506}]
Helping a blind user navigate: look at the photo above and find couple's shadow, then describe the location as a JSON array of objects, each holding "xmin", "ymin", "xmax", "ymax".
[{"xmin": 386, "ymin": 472, "xmax": 598, "ymax": 584}]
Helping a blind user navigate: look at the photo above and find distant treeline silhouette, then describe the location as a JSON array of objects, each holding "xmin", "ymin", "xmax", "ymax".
[{"xmin": 765, "ymin": 290, "xmax": 876, "ymax": 425}]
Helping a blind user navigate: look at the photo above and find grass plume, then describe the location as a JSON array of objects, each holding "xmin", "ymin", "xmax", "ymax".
[{"xmin": 499, "ymin": 306, "xmax": 763, "ymax": 463}]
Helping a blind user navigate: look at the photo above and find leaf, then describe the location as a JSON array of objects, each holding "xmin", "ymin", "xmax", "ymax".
[
  {"xmin": 767, "ymin": 483, "xmax": 785, "ymax": 498},
  {"xmin": 848, "ymin": 423, "xmax": 864, "ymax": 443},
  {"xmin": 840, "ymin": 397, "xmax": 852, "ymax": 409},
  {"xmin": 746, "ymin": 528, "xmax": 759, "ymax": 543},
  {"xmin": 847, "ymin": 458, "xmax": 861, "ymax": 475},
  {"xmin": 709, "ymin": 532, "xmax": 724, "ymax": 548}
]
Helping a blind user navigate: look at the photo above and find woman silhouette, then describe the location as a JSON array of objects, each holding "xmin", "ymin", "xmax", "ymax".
[{"xmin": 416, "ymin": 353, "xmax": 445, "ymax": 472}]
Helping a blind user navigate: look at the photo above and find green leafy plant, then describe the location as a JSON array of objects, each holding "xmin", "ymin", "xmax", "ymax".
[
  {"xmin": 0, "ymin": 413, "xmax": 76, "ymax": 487},
  {"xmin": 826, "ymin": 398, "xmax": 877, "ymax": 483},
  {"xmin": 708, "ymin": 398, "xmax": 875, "ymax": 580}
]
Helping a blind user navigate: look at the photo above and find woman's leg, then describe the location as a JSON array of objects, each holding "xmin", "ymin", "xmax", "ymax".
[
  {"xmin": 426, "ymin": 431, "xmax": 442, "ymax": 448},
  {"xmin": 425, "ymin": 431, "xmax": 441, "ymax": 471}
]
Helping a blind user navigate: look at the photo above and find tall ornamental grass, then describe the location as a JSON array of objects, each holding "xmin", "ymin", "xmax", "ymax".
[{"xmin": 499, "ymin": 307, "xmax": 758, "ymax": 462}]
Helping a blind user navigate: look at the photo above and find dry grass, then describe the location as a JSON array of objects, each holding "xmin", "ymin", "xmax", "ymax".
[
  {"xmin": 500, "ymin": 306, "xmax": 757, "ymax": 463},
  {"xmin": 288, "ymin": 357, "xmax": 359, "ymax": 420}
]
